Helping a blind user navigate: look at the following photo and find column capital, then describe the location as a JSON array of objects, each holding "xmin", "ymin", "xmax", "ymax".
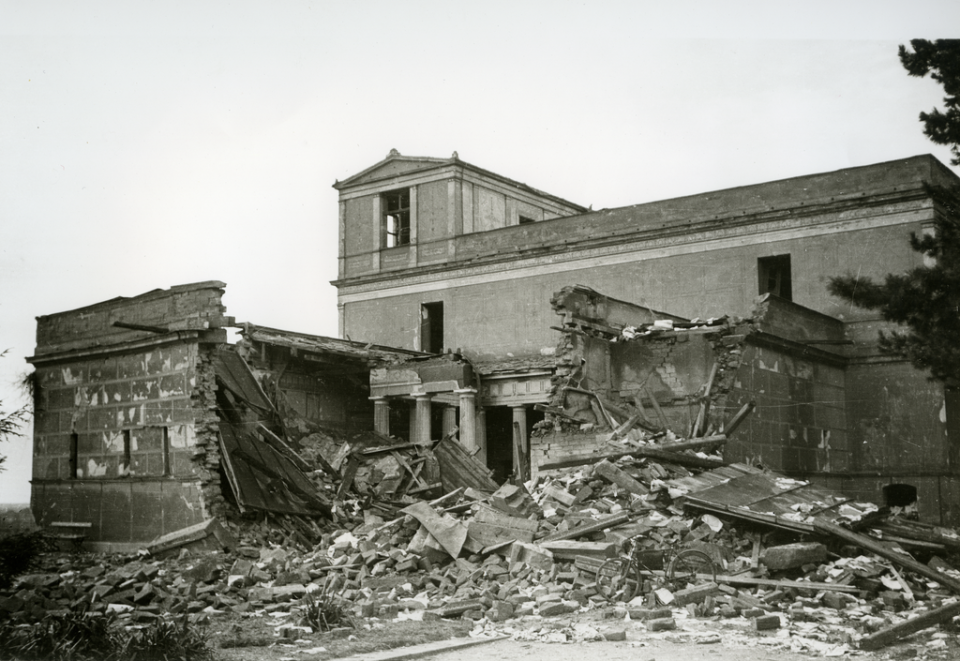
[
  {"xmin": 412, "ymin": 392, "xmax": 432, "ymax": 400},
  {"xmin": 454, "ymin": 387, "xmax": 478, "ymax": 396},
  {"xmin": 369, "ymin": 395, "xmax": 389, "ymax": 402}
]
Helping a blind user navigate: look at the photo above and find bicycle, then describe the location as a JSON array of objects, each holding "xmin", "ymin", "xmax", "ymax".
[{"xmin": 594, "ymin": 534, "xmax": 716, "ymax": 602}]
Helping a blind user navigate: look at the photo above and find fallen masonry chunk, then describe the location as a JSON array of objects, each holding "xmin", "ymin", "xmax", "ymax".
[
  {"xmin": 540, "ymin": 600, "xmax": 580, "ymax": 616},
  {"xmin": 761, "ymin": 543, "xmax": 827, "ymax": 571},
  {"xmin": 673, "ymin": 582, "xmax": 720, "ymax": 607},
  {"xmin": 627, "ymin": 606, "xmax": 672, "ymax": 621},
  {"xmin": 603, "ymin": 629, "xmax": 627, "ymax": 641},
  {"xmin": 753, "ymin": 614, "xmax": 781, "ymax": 631},
  {"xmin": 592, "ymin": 460, "xmax": 648, "ymax": 496},
  {"xmin": 646, "ymin": 617, "xmax": 676, "ymax": 631}
]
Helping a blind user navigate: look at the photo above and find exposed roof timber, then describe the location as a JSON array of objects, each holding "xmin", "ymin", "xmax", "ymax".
[{"xmin": 239, "ymin": 322, "xmax": 426, "ymax": 363}]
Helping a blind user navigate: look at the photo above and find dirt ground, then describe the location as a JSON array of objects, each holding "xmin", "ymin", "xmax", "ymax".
[{"xmin": 208, "ymin": 605, "xmax": 958, "ymax": 661}]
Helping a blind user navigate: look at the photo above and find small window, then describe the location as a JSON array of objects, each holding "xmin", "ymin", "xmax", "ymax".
[
  {"xmin": 518, "ymin": 215, "xmax": 535, "ymax": 225},
  {"xmin": 162, "ymin": 427, "xmax": 171, "ymax": 476},
  {"xmin": 121, "ymin": 429, "xmax": 132, "ymax": 477},
  {"xmin": 383, "ymin": 189, "xmax": 411, "ymax": 247},
  {"xmin": 758, "ymin": 254, "xmax": 792, "ymax": 301},
  {"xmin": 69, "ymin": 432, "xmax": 79, "ymax": 479},
  {"xmin": 421, "ymin": 302, "xmax": 444, "ymax": 354}
]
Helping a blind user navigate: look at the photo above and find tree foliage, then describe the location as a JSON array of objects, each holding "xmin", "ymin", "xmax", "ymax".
[
  {"xmin": 899, "ymin": 39, "xmax": 960, "ymax": 166},
  {"xmin": 0, "ymin": 350, "xmax": 28, "ymax": 472},
  {"xmin": 827, "ymin": 184, "xmax": 960, "ymax": 386}
]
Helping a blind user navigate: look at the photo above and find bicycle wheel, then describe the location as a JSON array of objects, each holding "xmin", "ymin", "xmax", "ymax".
[
  {"xmin": 666, "ymin": 549, "xmax": 715, "ymax": 587},
  {"xmin": 595, "ymin": 558, "xmax": 638, "ymax": 602}
]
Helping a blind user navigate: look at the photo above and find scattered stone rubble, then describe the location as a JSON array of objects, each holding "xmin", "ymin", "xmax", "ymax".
[{"xmin": 6, "ymin": 435, "xmax": 960, "ymax": 657}]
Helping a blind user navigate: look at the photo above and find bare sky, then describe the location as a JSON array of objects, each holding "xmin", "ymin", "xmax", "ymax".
[{"xmin": 2, "ymin": 1, "xmax": 959, "ymax": 502}]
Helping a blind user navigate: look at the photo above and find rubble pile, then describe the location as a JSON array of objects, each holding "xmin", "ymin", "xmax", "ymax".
[{"xmin": 6, "ymin": 441, "xmax": 960, "ymax": 656}]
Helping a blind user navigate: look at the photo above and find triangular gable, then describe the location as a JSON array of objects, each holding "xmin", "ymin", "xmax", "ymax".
[{"xmin": 334, "ymin": 152, "xmax": 453, "ymax": 189}]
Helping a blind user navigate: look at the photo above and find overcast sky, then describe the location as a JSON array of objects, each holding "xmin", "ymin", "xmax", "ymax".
[{"xmin": 2, "ymin": 2, "xmax": 959, "ymax": 503}]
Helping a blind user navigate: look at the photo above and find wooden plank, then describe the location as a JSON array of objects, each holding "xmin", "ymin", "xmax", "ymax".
[
  {"xmin": 813, "ymin": 519, "xmax": 960, "ymax": 594},
  {"xmin": 859, "ymin": 600, "xmax": 960, "ymax": 651},
  {"xmin": 540, "ymin": 512, "xmax": 632, "ymax": 542},
  {"xmin": 724, "ymin": 401, "xmax": 756, "ymax": 436}
]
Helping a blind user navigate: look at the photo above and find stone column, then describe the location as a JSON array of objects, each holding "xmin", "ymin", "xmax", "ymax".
[
  {"xmin": 512, "ymin": 405, "xmax": 528, "ymax": 479},
  {"xmin": 442, "ymin": 405, "xmax": 458, "ymax": 438},
  {"xmin": 414, "ymin": 394, "xmax": 433, "ymax": 444},
  {"xmin": 372, "ymin": 397, "xmax": 390, "ymax": 436},
  {"xmin": 456, "ymin": 388, "xmax": 478, "ymax": 452}
]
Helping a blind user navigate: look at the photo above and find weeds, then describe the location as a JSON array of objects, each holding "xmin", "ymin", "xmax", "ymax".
[
  {"xmin": 116, "ymin": 615, "xmax": 211, "ymax": 661},
  {"xmin": 298, "ymin": 584, "xmax": 355, "ymax": 633},
  {"xmin": 0, "ymin": 530, "xmax": 47, "ymax": 589},
  {"xmin": 0, "ymin": 604, "xmax": 210, "ymax": 661}
]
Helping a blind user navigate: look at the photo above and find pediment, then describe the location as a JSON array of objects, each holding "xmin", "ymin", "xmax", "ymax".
[{"xmin": 335, "ymin": 152, "xmax": 452, "ymax": 190}]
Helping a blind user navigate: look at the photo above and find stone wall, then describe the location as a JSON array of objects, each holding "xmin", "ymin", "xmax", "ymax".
[{"xmin": 29, "ymin": 282, "xmax": 230, "ymax": 549}]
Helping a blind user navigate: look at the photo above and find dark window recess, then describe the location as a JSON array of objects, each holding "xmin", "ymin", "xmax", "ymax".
[
  {"xmin": 162, "ymin": 427, "xmax": 171, "ymax": 476},
  {"xmin": 121, "ymin": 430, "xmax": 132, "ymax": 476},
  {"xmin": 518, "ymin": 215, "xmax": 535, "ymax": 225},
  {"xmin": 383, "ymin": 189, "xmax": 411, "ymax": 247},
  {"xmin": 883, "ymin": 483, "xmax": 918, "ymax": 509},
  {"xmin": 758, "ymin": 254, "xmax": 792, "ymax": 301},
  {"xmin": 421, "ymin": 302, "xmax": 444, "ymax": 354},
  {"xmin": 69, "ymin": 432, "xmax": 78, "ymax": 479}
]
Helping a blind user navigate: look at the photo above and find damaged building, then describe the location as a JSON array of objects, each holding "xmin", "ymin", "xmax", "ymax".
[
  {"xmin": 26, "ymin": 151, "xmax": 960, "ymax": 546},
  {"xmin": 332, "ymin": 151, "xmax": 959, "ymax": 524}
]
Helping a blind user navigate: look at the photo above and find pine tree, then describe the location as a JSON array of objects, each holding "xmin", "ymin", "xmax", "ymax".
[
  {"xmin": 827, "ymin": 184, "xmax": 960, "ymax": 386},
  {"xmin": 899, "ymin": 39, "xmax": 960, "ymax": 166},
  {"xmin": 827, "ymin": 42, "xmax": 960, "ymax": 387}
]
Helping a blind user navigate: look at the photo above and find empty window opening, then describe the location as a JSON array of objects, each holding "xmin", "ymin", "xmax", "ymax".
[
  {"xmin": 383, "ymin": 189, "xmax": 411, "ymax": 247},
  {"xmin": 758, "ymin": 254, "xmax": 792, "ymax": 301},
  {"xmin": 69, "ymin": 432, "xmax": 79, "ymax": 479},
  {"xmin": 518, "ymin": 215, "xmax": 535, "ymax": 225},
  {"xmin": 162, "ymin": 427, "xmax": 171, "ymax": 476},
  {"xmin": 121, "ymin": 429, "xmax": 132, "ymax": 476},
  {"xmin": 883, "ymin": 483, "xmax": 918, "ymax": 511},
  {"xmin": 421, "ymin": 302, "xmax": 444, "ymax": 354}
]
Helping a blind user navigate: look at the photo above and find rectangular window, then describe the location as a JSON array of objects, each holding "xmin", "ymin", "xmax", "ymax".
[
  {"xmin": 420, "ymin": 302, "xmax": 444, "ymax": 354},
  {"xmin": 69, "ymin": 432, "xmax": 78, "ymax": 479},
  {"xmin": 121, "ymin": 429, "xmax": 132, "ymax": 476},
  {"xmin": 383, "ymin": 189, "xmax": 411, "ymax": 247},
  {"xmin": 758, "ymin": 254, "xmax": 792, "ymax": 301},
  {"xmin": 162, "ymin": 426, "xmax": 171, "ymax": 476}
]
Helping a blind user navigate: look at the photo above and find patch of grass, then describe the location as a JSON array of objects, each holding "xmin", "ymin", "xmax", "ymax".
[{"xmin": 315, "ymin": 619, "xmax": 472, "ymax": 659}]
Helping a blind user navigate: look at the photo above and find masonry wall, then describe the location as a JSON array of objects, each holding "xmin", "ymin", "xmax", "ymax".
[
  {"xmin": 29, "ymin": 282, "xmax": 229, "ymax": 548},
  {"xmin": 726, "ymin": 343, "xmax": 849, "ymax": 474}
]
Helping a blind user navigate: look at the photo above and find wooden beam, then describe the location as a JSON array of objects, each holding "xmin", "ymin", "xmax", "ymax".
[
  {"xmin": 814, "ymin": 519, "xmax": 960, "ymax": 594},
  {"xmin": 859, "ymin": 600, "xmax": 960, "ymax": 651}
]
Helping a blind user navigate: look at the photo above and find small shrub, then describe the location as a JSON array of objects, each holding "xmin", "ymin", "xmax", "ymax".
[
  {"xmin": 298, "ymin": 585, "xmax": 355, "ymax": 633},
  {"xmin": 0, "ymin": 605, "xmax": 118, "ymax": 661},
  {"xmin": 0, "ymin": 531, "xmax": 48, "ymax": 589},
  {"xmin": 0, "ymin": 605, "xmax": 210, "ymax": 661},
  {"xmin": 116, "ymin": 615, "xmax": 211, "ymax": 661}
]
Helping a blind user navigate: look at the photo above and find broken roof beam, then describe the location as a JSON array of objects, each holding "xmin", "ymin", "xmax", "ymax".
[{"xmin": 859, "ymin": 600, "xmax": 960, "ymax": 651}]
